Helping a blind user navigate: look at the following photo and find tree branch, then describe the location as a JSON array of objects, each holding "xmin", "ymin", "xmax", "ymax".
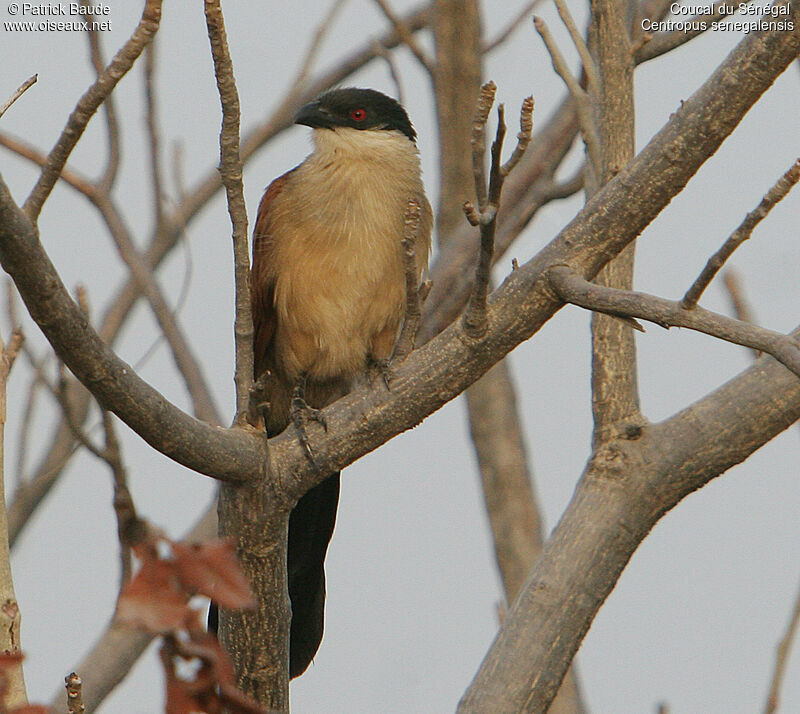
[
  {"xmin": 458, "ymin": 341, "xmax": 800, "ymax": 712},
  {"xmin": 373, "ymin": 0, "xmax": 435, "ymax": 74},
  {"xmin": 2, "ymin": 2, "xmax": 435, "ymax": 547},
  {"xmin": 204, "ymin": 0, "xmax": 253, "ymax": 425},
  {"xmin": 682, "ymin": 157, "xmax": 800, "ymax": 309},
  {"xmin": 549, "ymin": 265, "xmax": 800, "ymax": 379},
  {"xmin": 588, "ymin": 0, "xmax": 641, "ymax": 445},
  {"xmin": 0, "ymin": 75, "xmax": 37, "ymax": 121},
  {"xmin": 0, "ymin": 177, "xmax": 263, "ymax": 482},
  {"xmin": 23, "ymin": 0, "xmax": 162, "ymax": 221}
]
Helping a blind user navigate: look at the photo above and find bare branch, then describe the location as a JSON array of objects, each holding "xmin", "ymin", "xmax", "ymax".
[
  {"xmin": 393, "ymin": 200, "xmax": 424, "ymax": 361},
  {"xmin": 483, "ymin": 1, "xmax": 542, "ymax": 54},
  {"xmin": 143, "ymin": 43, "xmax": 165, "ymax": 230},
  {"xmin": 0, "ymin": 133, "xmax": 97, "ymax": 200},
  {"xmin": 373, "ymin": 0, "xmax": 435, "ymax": 74},
  {"xmin": 463, "ymin": 89, "xmax": 533, "ymax": 339},
  {"xmin": 0, "ymin": 325, "xmax": 26, "ymax": 708},
  {"xmin": 82, "ymin": 1, "xmax": 120, "ymax": 191},
  {"xmin": 372, "ymin": 41, "xmax": 405, "ymax": 106},
  {"xmin": 470, "ymin": 81, "xmax": 496, "ymax": 213},
  {"xmin": 534, "ymin": 16, "xmax": 601, "ymax": 172},
  {"xmin": 65, "ymin": 672, "xmax": 85, "ymax": 714},
  {"xmin": 0, "ymin": 176, "xmax": 263, "ymax": 482},
  {"xmin": 500, "ymin": 95, "xmax": 534, "ymax": 177},
  {"xmin": 204, "ymin": 0, "xmax": 253, "ymax": 425},
  {"xmin": 682, "ymin": 157, "xmax": 800, "ymax": 309},
  {"xmin": 549, "ymin": 265, "xmax": 800, "ymax": 379},
  {"xmin": 23, "ymin": 0, "xmax": 162, "ymax": 221},
  {"xmin": 553, "ymin": 0, "xmax": 600, "ymax": 94},
  {"xmin": 0, "ymin": 75, "xmax": 37, "ymax": 121},
  {"xmin": 723, "ymin": 270, "xmax": 759, "ymax": 329},
  {"xmin": 293, "ymin": 0, "xmax": 348, "ymax": 87},
  {"xmin": 635, "ymin": 2, "xmax": 746, "ymax": 63},
  {"xmin": 588, "ymin": 0, "xmax": 640, "ymax": 443}
]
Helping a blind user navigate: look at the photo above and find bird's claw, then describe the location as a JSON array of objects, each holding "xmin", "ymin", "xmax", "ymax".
[
  {"xmin": 291, "ymin": 392, "xmax": 326, "ymax": 467},
  {"xmin": 370, "ymin": 357, "xmax": 392, "ymax": 390}
]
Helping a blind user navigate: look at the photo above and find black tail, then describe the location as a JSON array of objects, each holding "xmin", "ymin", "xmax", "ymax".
[{"xmin": 287, "ymin": 472, "xmax": 340, "ymax": 678}]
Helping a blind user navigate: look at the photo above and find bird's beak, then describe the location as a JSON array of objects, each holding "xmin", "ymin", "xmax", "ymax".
[{"xmin": 293, "ymin": 100, "xmax": 335, "ymax": 130}]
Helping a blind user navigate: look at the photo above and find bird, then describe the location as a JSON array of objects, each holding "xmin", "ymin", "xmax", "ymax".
[{"xmin": 250, "ymin": 87, "xmax": 432, "ymax": 678}]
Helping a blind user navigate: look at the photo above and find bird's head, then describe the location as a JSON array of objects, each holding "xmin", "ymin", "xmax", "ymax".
[{"xmin": 294, "ymin": 88, "xmax": 416, "ymax": 143}]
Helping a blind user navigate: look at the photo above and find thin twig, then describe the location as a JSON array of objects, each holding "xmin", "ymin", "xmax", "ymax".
[
  {"xmin": 372, "ymin": 0, "xmax": 435, "ymax": 74},
  {"xmin": 0, "ymin": 133, "xmax": 97, "ymax": 199},
  {"xmin": 722, "ymin": 270, "xmax": 758, "ymax": 326},
  {"xmin": 549, "ymin": 266, "xmax": 800, "ymax": 379},
  {"xmin": 463, "ymin": 86, "xmax": 534, "ymax": 339},
  {"xmin": 144, "ymin": 43, "xmax": 165, "ymax": 231},
  {"xmin": 552, "ymin": 0, "xmax": 600, "ymax": 94},
  {"xmin": 65, "ymin": 672, "xmax": 86, "ymax": 714},
  {"xmin": 204, "ymin": 0, "xmax": 253, "ymax": 425},
  {"xmin": 501, "ymin": 96, "xmax": 534, "ymax": 177},
  {"xmin": 372, "ymin": 41, "xmax": 405, "ymax": 106},
  {"xmin": 471, "ymin": 81, "xmax": 496, "ymax": 213},
  {"xmin": 534, "ymin": 16, "xmax": 601, "ymax": 174},
  {"xmin": 483, "ymin": 1, "xmax": 542, "ymax": 53},
  {"xmin": 92, "ymin": 193, "xmax": 219, "ymax": 424},
  {"xmin": 394, "ymin": 200, "xmax": 424, "ymax": 360},
  {"xmin": 293, "ymin": 0, "xmax": 349, "ymax": 87},
  {"xmin": 635, "ymin": 2, "xmax": 747, "ymax": 63},
  {"xmin": 82, "ymin": 0, "xmax": 120, "ymax": 191},
  {"xmin": 23, "ymin": 0, "xmax": 162, "ymax": 221},
  {"xmin": 0, "ymin": 75, "xmax": 38, "ymax": 121},
  {"xmin": 682, "ymin": 158, "xmax": 800, "ymax": 308},
  {"xmin": 101, "ymin": 410, "xmax": 141, "ymax": 587}
]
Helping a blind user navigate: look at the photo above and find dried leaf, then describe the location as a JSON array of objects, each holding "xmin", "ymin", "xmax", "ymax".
[
  {"xmin": 117, "ymin": 558, "xmax": 188, "ymax": 632},
  {"xmin": 172, "ymin": 539, "xmax": 254, "ymax": 610}
]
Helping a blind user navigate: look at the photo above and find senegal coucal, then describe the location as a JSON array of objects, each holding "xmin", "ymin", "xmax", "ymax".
[{"xmin": 251, "ymin": 88, "xmax": 431, "ymax": 677}]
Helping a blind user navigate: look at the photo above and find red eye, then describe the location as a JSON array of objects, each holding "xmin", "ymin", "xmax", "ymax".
[{"xmin": 350, "ymin": 108, "xmax": 367, "ymax": 122}]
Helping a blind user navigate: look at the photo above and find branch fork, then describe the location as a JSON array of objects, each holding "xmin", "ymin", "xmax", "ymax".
[{"xmin": 462, "ymin": 83, "xmax": 534, "ymax": 339}]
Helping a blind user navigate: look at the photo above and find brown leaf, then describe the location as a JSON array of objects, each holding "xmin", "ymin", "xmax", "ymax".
[
  {"xmin": 117, "ymin": 558, "xmax": 189, "ymax": 632},
  {"xmin": 172, "ymin": 539, "xmax": 254, "ymax": 610},
  {"xmin": 165, "ymin": 678, "xmax": 209, "ymax": 714}
]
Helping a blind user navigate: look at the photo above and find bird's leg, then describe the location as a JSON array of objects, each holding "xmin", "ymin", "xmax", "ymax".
[
  {"xmin": 291, "ymin": 373, "xmax": 327, "ymax": 464},
  {"xmin": 368, "ymin": 328, "xmax": 396, "ymax": 390},
  {"xmin": 368, "ymin": 356, "xmax": 392, "ymax": 390}
]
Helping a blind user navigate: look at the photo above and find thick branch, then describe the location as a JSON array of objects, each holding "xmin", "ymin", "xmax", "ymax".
[
  {"xmin": 432, "ymin": 0, "xmax": 483, "ymax": 238},
  {"xmin": 589, "ymin": 0, "xmax": 640, "ymax": 444},
  {"xmin": 0, "ymin": 178, "xmax": 263, "ymax": 482},
  {"xmin": 459, "ymin": 344, "xmax": 800, "ymax": 712}
]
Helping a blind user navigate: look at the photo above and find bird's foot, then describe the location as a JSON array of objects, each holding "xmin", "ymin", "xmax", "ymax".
[
  {"xmin": 369, "ymin": 357, "xmax": 392, "ymax": 390},
  {"xmin": 291, "ymin": 383, "xmax": 327, "ymax": 465}
]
